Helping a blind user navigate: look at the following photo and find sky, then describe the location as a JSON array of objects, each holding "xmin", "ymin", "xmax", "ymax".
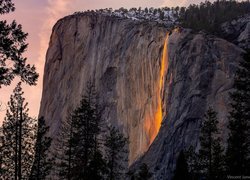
[{"xmin": 0, "ymin": 0, "xmax": 218, "ymax": 123}]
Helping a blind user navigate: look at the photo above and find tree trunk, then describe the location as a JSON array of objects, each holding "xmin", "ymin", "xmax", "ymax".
[
  {"xmin": 209, "ymin": 127, "xmax": 212, "ymax": 180},
  {"xmin": 37, "ymin": 141, "xmax": 41, "ymax": 180},
  {"xmin": 18, "ymin": 106, "xmax": 23, "ymax": 180},
  {"xmin": 68, "ymin": 122, "xmax": 72, "ymax": 180},
  {"xmin": 15, "ymin": 109, "xmax": 18, "ymax": 180}
]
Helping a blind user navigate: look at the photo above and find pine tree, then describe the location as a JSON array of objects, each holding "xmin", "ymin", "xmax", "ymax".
[
  {"xmin": 159, "ymin": 10, "xmax": 165, "ymax": 20},
  {"xmin": 198, "ymin": 107, "xmax": 225, "ymax": 180},
  {"xmin": 56, "ymin": 81, "xmax": 105, "ymax": 179},
  {"xmin": 84, "ymin": 82, "xmax": 106, "ymax": 179},
  {"xmin": 54, "ymin": 114, "xmax": 74, "ymax": 179},
  {"xmin": 0, "ymin": 0, "xmax": 38, "ymax": 87},
  {"xmin": 104, "ymin": 126, "xmax": 128, "ymax": 180},
  {"xmin": 212, "ymin": 139, "xmax": 225, "ymax": 179},
  {"xmin": 226, "ymin": 51, "xmax": 250, "ymax": 176},
  {"xmin": 185, "ymin": 146, "xmax": 200, "ymax": 180},
  {"xmin": 126, "ymin": 169, "xmax": 136, "ymax": 180},
  {"xmin": 29, "ymin": 117, "xmax": 53, "ymax": 180},
  {"xmin": 178, "ymin": 0, "xmax": 250, "ymax": 34},
  {"xmin": 135, "ymin": 163, "xmax": 152, "ymax": 180},
  {"xmin": 173, "ymin": 150, "xmax": 190, "ymax": 180},
  {"xmin": 87, "ymin": 150, "xmax": 106, "ymax": 180},
  {"xmin": 1, "ymin": 82, "xmax": 36, "ymax": 179},
  {"xmin": 55, "ymin": 82, "xmax": 130, "ymax": 180}
]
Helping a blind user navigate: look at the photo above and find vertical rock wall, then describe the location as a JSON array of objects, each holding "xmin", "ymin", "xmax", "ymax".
[
  {"xmin": 40, "ymin": 14, "xmax": 168, "ymax": 163},
  {"xmin": 139, "ymin": 29, "xmax": 244, "ymax": 179},
  {"xmin": 40, "ymin": 13, "xmax": 245, "ymax": 179}
]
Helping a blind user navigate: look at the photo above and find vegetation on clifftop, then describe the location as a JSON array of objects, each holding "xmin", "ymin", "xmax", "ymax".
[{"xmin": 70, "ymin": 0, "xmax": 250, "ymax": 34}]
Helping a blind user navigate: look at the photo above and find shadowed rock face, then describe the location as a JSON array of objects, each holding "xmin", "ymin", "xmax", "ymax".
[
  {"xmin": 138, "ymin": 30, "xmax": 244, "ymax": 179},
  {"xmin": 40, "ymin": 13, "xmax": 245, "ymax": 179},
  {"xmin": 221, "ymin": 15, "xmax": 250, "ymax": 49}
]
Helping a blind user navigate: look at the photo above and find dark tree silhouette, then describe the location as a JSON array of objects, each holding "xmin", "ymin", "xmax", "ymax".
[
  {"xmin": 173, "ymin": 150, "xmax": 190, "ymax": 180},
  {"xmin": 186, "ymin": 108, "xmax": 225, "ymax": 180},
  {"xmin": 56, "ymin": 81, "xmax": 106, "ymax": 179},
  {"xmin": 135, "ymin": 163, "xmax": 152, "ymax": 180},
  {"xmin": 0, "ymin": 82, "xmax": 36, "ymax": 179},
  {"xmin": 29, "ymin": 117, "xmax": 53, "ymax": 180},
  {"xmin": 104, "ymin": 126, "xmax": 128, "ymax": 180},
  {"xmin": 0, "ymin": 126, "xmax": 4, "ymax": 176},
  {"xmin": 179, "ymin": 0, "xmax": 250, "ymax": 34},
  {"xmin": 0, "ymin": 0, "xmax": 15, "ymax": 14},
  {"xmin": 185, "ymin": 146, "xmax": 200, "ymax": 180},
  {"xmin": 0, "ymin": 0, "xmax": 38, "ymax": 87},
  {"xmin": 198, "ymin": 107, "xmax": 225, "ymax": 180},
  {"xmin": 226, "ymin": 51, "xmax": 250, "ymax": 176},
  {"xmin": 54, "ymin": 114, "xmax": 74, "ymax": 179}
]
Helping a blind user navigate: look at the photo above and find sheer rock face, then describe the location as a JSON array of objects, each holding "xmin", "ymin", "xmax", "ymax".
[
  {"xmin": 138, "ymin": 30, "xmax": 244, "ymax": 179},
  {"xmin": 40, "ymin": 13, "xmax": 244, "ymax": 179},
  {"xmin": 40, "ymin": 14, "xmax": 168, "ymax": 163}
]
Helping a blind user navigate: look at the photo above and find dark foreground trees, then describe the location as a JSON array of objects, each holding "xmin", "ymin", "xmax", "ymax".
[
  {"xmin": 226, "ymin": 51, "xmax": 250, "ymax": 176},
  {"xmin": 56, "ymin": 82, "xmax": 128, "ymax": 180},
  {"xmin": 136, "ymin": 163, "xmax": 152, "ymax": 180},
  {"xmin": 198, "ymin": 107, "xmax": 225, "ymax": 180},
  {"xmin": 0, "ymin": 82, "xmax": 36, "ymax": 179},
  {"xmin": 56, "ymin": 82, "xmax": 104, "ymax": 179},
  {"xmin": 0, "ymin": 0, "xmax": 38, "ymax": 87},
  {"xmin": 173, "ymin": 151, "xmax": 189, "ymax": 180},
  {"xmin": 183, "ymin": 51, "xmax": 250, "ymax": 179},
  {"xmin": 0, "ymin": 1, "xmax": 38, "ymax": 177},
  {"xmin": 127, "ymin": 163, "xmax": 152, "ymax": 180},
  {"xmin": 184, "ymin": 107, "xmax": 225, "ymax": 180},
  {"xmin": 104, "ymin": 126, "xmax": 128, "ymax": 180},
  {"xmin": 29, "ymin": 117, "xmax": 53, "ymax": 180}
]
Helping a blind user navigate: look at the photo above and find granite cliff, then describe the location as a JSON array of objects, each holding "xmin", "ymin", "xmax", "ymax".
[
  {"xmin": 134, "ymin": 29, "xmax": 244, "ymax": 179},
  {"xmin": 39, "ymin": 13, "xmax": 246, "ymax": 179},
  {"xmin": 40, "ymin": 13, "xmax": 169, "ymax": 163}
]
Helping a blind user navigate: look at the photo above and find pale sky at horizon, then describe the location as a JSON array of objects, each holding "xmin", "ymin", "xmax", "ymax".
[{"xmin": 0, "ymin": 0, "xmax": 222, "ymax": 123}]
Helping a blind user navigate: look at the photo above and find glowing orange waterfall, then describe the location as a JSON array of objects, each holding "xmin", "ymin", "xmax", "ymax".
[{"xmin": 148, "ymin": 33, "xmax": 169, "ymax": 144}]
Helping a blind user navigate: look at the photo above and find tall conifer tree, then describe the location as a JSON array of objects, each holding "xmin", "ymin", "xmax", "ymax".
[
  {"xmin": 29, "ymin": 117, "xmax": 53, "ymax": 180},
  {"xmin": 135, "ymin": 163, "xmax": 152, "ymax": 180},
  {"xmin": 226, "ymin": 51, "xmax": 250, "ymax": 176},
  {"xmin": 186, "ymin": 108, "xmax": 225, "ymax": 179},
  {"xmin": 1, "ymin": 82, "xmax": 36, "ymax": 179},
  {"xmin": 173, "ymin": 150, "xmax": 190, "ymax": 180},
  {"xmin": 198, "ymin": 107, "xmax": 225, "ymax": 180},
  {"xmin": 104, "ymin": 126, "xmax": 128, "ymax": 180},
  {"xmin": 57, "ymin": 81, "xmax": 105, "ymax": 179}
]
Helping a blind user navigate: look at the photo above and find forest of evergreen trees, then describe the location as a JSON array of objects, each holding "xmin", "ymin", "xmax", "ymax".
[
  {"xmin": 74, "ymin": 0, "xmax": 250, "ymax": 35},
  {"xmin": 1, "ymin": 0, "xmax": 250, "ymax": 179},
  {"xmin": 178, "ymin": 0, "xmax": 250, "ymax": 34},
  {"xmin": 0, "ymin": 81, "xmax": 152, "ymax": 179}
]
